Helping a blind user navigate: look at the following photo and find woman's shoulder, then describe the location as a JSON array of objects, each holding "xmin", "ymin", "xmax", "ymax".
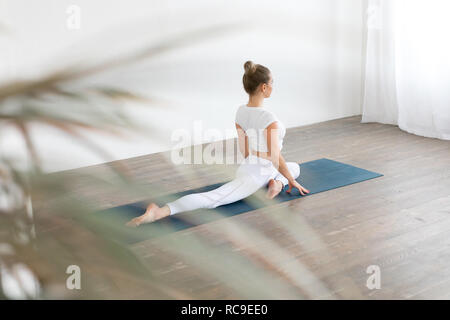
[
  {"xmin": 236, "ymin": 104, "xmax": 248, "ymax": 113},
  {"xmin": 259, "ymin": 107, "xmax": 278, "ymax": 120},
  {"xmin": 256, "ymin": 108, "xmax": 280, "ymax": 129},
  {"xmin": 235, "ymin": 105, "xmax": 247, "ymax": 125}
]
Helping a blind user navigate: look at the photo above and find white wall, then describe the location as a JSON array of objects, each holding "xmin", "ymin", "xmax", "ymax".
[{"xmin": 0, "ymin": 0, "xmax": 364, "ymax": 172}]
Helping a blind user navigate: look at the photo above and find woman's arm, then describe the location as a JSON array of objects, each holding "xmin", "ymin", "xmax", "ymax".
[
  {"xmin": 235, "ymin": 123, "xmax": 249, "ymax": 158},
  {"xmin": 265, "ymin": 121, "xmax": 293, "ymax": 180},
  {"xmin": 265, "ymin": 122, "xmax": 309, "ymax": 195}
]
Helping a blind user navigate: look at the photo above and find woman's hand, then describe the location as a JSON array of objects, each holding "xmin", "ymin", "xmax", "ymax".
[{"xmin": 287, "ymin": 180, "xmax": 310, "ymax": 195}]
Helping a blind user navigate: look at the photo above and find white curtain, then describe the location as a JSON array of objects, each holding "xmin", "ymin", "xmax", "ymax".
[{"xmin": 362, "ymin": 0, "xmax": 450, "ymax": 140}]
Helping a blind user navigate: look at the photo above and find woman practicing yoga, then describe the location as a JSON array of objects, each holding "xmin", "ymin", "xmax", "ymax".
[{"xmin": 126, "ymin": 61, "xmax": 309, "ymax": 227}]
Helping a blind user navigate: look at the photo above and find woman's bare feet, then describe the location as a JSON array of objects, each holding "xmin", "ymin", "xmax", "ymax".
[
  {"xmin": 266, "ymin": 179, "xmax": 283, "ymax": 199},
  {"xmin": 126, "ymin": 203, "xmax": 168, "ymax": 227}
]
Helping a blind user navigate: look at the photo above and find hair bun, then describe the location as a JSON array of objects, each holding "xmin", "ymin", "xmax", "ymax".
[
  {"xmin": 244, "ymin": 61, "xmax": 256, "ymax": 74},
  {"xmin": 242, "ymin": 61, "xmax": 271, "ymax": 94}
]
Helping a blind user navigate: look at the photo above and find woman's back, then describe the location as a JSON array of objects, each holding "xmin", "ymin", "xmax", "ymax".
[{"xmin": 235, "ymin": 104, "xmax": 286, "ymax": 153}]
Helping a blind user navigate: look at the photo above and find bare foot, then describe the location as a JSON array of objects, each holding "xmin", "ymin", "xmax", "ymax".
[
  {"xmin": 126, "ymin": 203, "xmax": 159, "ymax": 227},
  {"xmin": 266, "ymin": 179, "xmax": 283, "ymax": 199}
]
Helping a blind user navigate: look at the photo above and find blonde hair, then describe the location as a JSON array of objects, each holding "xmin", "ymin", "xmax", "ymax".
[{"xmin": 242, "ymin": 61, "xmax": 271, "ymax": 95}]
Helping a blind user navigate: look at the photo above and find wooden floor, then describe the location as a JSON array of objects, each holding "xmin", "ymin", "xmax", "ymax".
[{"xmin": 49, "ymin": 115, "xmax": 450, "ymax": 299}]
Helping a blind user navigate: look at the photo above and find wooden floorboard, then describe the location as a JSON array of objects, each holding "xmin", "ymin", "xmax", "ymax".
[{"xmin": 47, "ymin": 115, "xmax": 450, "ymax": 299}]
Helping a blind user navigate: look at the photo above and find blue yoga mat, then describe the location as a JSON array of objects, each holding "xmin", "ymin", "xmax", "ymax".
[{"xmin": 93, "ymin": 158, "xmax": 382, "ymax": 244}]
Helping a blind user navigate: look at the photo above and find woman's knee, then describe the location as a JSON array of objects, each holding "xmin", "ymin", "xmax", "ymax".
[{"xmin": 287, "ymin": 162, "xmax": 300, "ymax": 179}]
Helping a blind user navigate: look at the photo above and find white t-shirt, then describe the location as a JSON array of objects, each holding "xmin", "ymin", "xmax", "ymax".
[{"xmin": 235, "ymin": 104, "xmax": 286, "ymax": 152}]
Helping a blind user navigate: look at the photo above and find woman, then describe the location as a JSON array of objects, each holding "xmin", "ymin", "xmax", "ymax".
[{"xmin": 126, "ymin": 61, "xmax": 309, "ymax": 227}]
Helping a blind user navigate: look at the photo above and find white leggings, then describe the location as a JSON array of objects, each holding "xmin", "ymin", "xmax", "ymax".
[{"xmin": 166, "ymin": 155, "xmax": 300, "ymax": 215}]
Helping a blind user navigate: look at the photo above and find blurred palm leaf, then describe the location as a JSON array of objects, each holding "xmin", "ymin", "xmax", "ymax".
[{"xmin": 0, "ymin": 21, "xmax": 252, "ymax": 299}]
